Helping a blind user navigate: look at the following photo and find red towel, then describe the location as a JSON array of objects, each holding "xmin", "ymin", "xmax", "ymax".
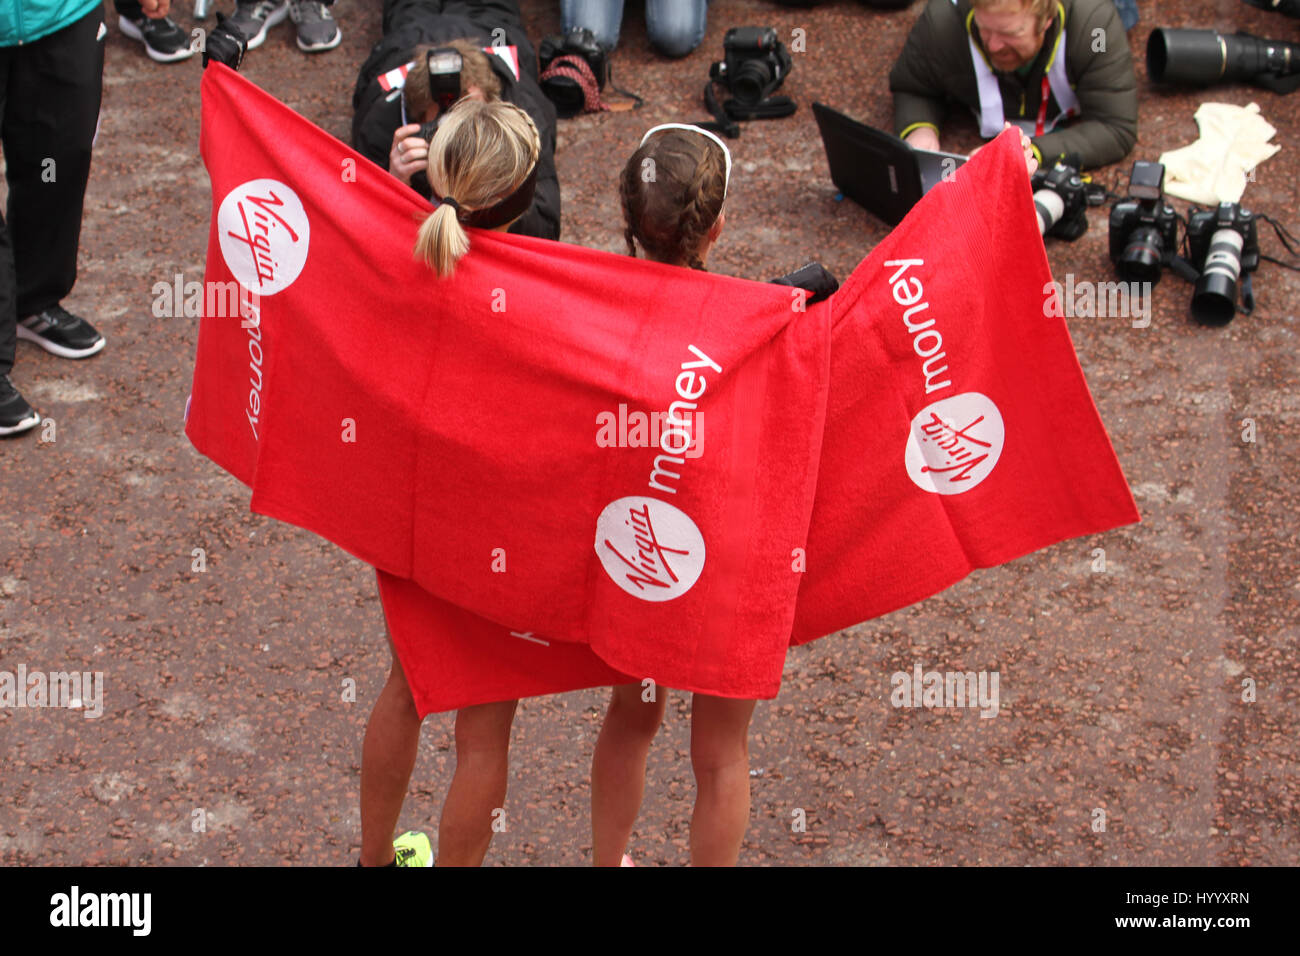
[{"xmin": 187, "ymin": 66, "xmax": 1139, "ymax": 712}]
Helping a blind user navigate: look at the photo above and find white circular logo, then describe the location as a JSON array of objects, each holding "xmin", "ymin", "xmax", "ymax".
[
  {"xmin": 217, "ymin": 179, "xmax": 310, "ymax": 296},
  {"xmin": 904, "ymin": 391, "xmax": 1005, "ymax": 495},
  {"xmin": 594, "ymin": 496, "xmax": 706, "ymax": 602}
]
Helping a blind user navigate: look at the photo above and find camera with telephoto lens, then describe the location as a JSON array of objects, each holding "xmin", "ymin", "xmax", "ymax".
[
  {"xmin": 538, "ymin": 27, "xmax": 609, "ymax": 118},
  {"xmin": 1185, "ymin": 202, "xmax": 1260, "ymax": 325},
  {"xmin": 1108, "ymin": 161, "xmax": 1180, "ymax": 283},
  {"xmin": 1031, "ymin": 163, "xmax": 1089, "ymax": 240},
  {"xmin": 710, "ymin": 27, "xmax": 792, "ymax": 106}
]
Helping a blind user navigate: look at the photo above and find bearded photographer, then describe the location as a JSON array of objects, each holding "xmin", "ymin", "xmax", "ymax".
[
  {"xmin": 352, "ymin": 0, "xmax": 560, "ymax": 240},
  {"xmin": 890, "ymin": 0, "xmax": 1137, "ymax": 171}
]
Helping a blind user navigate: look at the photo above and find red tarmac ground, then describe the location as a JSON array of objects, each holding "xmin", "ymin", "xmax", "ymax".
[{"xmin": 1, "ymin": 0, "xmax": 1297, "ymax": 866}]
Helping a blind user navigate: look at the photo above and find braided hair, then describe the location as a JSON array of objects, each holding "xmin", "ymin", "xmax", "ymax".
[{"xmin": 620, "ymin": 129, "xmax": 727, "ymax": 271}]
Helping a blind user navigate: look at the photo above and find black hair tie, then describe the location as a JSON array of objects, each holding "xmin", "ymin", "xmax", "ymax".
[{"xmin": 440, "ymin": 195, "xmax": 461, "ymax": 212}]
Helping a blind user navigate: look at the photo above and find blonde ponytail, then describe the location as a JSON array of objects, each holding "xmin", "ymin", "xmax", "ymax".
[
  {"xmin": 414, "ymin": 202, "xmax": 469, "ymax": 279},
  {"xmin": 412, "ymin": 98, "xmax": 541, "ymax": 277}
]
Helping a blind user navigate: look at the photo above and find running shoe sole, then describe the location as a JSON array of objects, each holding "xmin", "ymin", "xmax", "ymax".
[
  {"xmin": 296, "ymin": 28, "xmax": 342, "ymax": 53},
  {"xmin": 0, "ymin": 411, "xmax": 41, "ymax": 437},
  {"xmin": 16, "ymin": 325, "xmax": 107, "ymax": 360},
  {"xmin": 118, "ymin": 15, "xmax": 195, "ymax": 63}
]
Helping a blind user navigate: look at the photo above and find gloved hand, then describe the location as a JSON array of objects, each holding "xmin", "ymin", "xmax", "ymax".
[{"xmin": 203, "ymin": 13, "xmax": 247, "ymax": 71}]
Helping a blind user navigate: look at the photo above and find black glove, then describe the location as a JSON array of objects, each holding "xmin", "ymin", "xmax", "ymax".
[
  {"xmin": 203, "ymin": 14, "xmax": 247, "ymax": 71},
  {"xmin": 769, "ymin": 262, "xmax": 840, "ymax": 304}
]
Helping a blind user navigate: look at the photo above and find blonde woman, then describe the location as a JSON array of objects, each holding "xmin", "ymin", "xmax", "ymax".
[{"xmin": 360, "ymin": 96, "xmax": 543, "ymax": 866}]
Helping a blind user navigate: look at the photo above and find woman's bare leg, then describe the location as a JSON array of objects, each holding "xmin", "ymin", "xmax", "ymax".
[
  {"xmin": 436, "ymin": 698, "xmax": 519, "ymax": 865},
  {"xmin": 591, "ymin": 682, "xmax": 667, "ymax": 866},
  {"xmin": 359, "ymin": 637, "xmax": 422, "ymax": 866},
  {"xmin": 688, "ymin": 694, "xmax": 757, "ymax": 866}
]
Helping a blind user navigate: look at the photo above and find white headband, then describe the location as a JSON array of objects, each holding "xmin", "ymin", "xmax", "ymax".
[{"xmin": 639, "ymin": 123, "xmax": 732, "ymax": 199}]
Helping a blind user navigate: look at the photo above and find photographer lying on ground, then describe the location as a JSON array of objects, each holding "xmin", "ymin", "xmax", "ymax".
[
  {"xmin": 352, "ymin": 0, "xmax": 560, "ymax": 240},
  {"xmin": 890, "ymin": 0, "xmax": 1137, "ymax": 170}
]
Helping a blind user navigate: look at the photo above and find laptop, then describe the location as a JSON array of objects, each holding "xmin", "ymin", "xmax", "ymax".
[{"xmin": 812, "ymin": 101, "xmax": 968, "ymax": 226}]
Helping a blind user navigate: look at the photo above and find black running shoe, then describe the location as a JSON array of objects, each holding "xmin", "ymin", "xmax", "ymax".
[
  {"xmin": 17, "ymin": 305, "xmax": 106, "ymax": 359},
  {"xmin": 118, "ymin": 13, "xmax": 195, "ymax": 63},
  {"xmin": 0, "ymin": 375, "xmax": 40, "ymax": 437}
]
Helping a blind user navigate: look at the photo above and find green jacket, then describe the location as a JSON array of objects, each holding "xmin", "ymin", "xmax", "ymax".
[
  {"xmin": 889, "ymin": 0, "xmax": 1138, "ymax": 170},
  {"xmin": 0, "ymin": 0, "xmax": 99, "ymax": 46}
]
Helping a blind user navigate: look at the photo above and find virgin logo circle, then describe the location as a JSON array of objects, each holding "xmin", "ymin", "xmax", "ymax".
[
  {"xmin": 595, "ymin": 496, "xmax": 706, "ymax": 602},
  {"xmin": 217, "ymin": 179, "xmax": 310, "ymax": 296},
  {"xmin": 904, "ymin": 392, "xmax": 1005, "ymax": 495}
]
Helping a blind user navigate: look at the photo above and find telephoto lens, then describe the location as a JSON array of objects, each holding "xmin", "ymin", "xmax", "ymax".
[
  {"xmin": 1191, "ymin": 229, "xmax": 1245, "ymax": 325},
  {"xmin": 1034, "ymin": 190, "xmax": 1066, "ymax": 236},
  {"xmin": 1147, "ymin": 28, "xmax": 1300, "ymax": 87}
]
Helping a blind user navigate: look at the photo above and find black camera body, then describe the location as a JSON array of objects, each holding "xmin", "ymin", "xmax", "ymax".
[
  {"xmin": 1108, "ymin": 161, "xmax": 1180, "ymax": 283},
  {"xmin": 710, "ymin": 27, "xmax": 791, "ymax": 106},
  {"xmin": 1185, "ymin": 201, "xmax": 1260, "ymax": 325},
  {"xmin": 538, "ymin": 27, "xmax": 608, "ymax": 117},
  {"xmin": 1030, "ymin": 163, "xmax": 1089, "ymax": 240},
  {"xmin": 1187, "ymin": 203, "xmax": 1260, "ymax": 273}
]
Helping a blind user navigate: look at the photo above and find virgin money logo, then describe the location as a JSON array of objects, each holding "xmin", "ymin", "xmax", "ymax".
[
  {"xmin": 904, "ymin": 392, "xmax": 1004, "ymax": 495},
  {"xmin": 595, "ymin": 496, "xmax": 705, "ymax": 602},
  {"xmin": 217, "ymin": 179, "xmax": 310, "ymax": 296}
]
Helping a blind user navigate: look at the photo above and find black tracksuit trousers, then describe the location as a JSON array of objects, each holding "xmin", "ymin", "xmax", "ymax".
[{"xmin": 0, "ymin": 5, "xmax": 104, "ymax": 379}]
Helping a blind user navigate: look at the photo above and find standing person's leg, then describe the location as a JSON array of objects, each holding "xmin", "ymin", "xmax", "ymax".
[
  {"xmin": 6, "ymin": 6, "xmax": 104, "ymax": 338},
  {"xmin": 0, "ymin": 42, "xmax": 17, "ymax": 387},
  {"xmin": 645, "ymin": 0, "xmax": 707, "ymax": 58},
  {"xmin": 0, "ymin": 206, "xmax": 38, "ymax": 436},
  {"xmin": 359, "ymin": 633, "xmax": 425, "ymax": 866},
  {"xmin": 436, "ymin": 698, "xmax": 519, "ymax": 865},
  {"xmin": 561, "ymin": 0, "xmax": 625, "ymax": 50},
  {"xmin": 590, "ymin": 682, "xmax": 667, "ymax": 865},
  {"xmin": 688, "ymin": 694, "xmax": 757, "ymax": 865},
  {"xmin": 0, "ymin": 211, "xmax": 17, "ymax": 384}
]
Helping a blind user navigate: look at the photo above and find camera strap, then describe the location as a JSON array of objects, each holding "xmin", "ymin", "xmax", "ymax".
[
  {"xmin": 1169, "ymin": 256, "xmax": 1200, "ymax": 283},
  {"xmin": 699, "ymin": 82, "xmax": 797, "ymax": 139},
  {"xmin": 1240, "ymin": 272, "xmax": 1255, "ymax": 315},
  {"xmin": 700, "ymin": 83, "xmax": 741, "ymax": 138}
]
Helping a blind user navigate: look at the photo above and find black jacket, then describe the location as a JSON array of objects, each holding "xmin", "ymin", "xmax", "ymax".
[{"xmin": 352, "ymin": 5, "xmax": 560, "ymax": 241}]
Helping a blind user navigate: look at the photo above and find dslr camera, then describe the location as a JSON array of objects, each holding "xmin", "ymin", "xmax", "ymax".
[
  {"xmin": 1108, "ymin": 161, "xmax": 1180, "ymax": 283},
  {"xmin": 710, "ymin": 27, "xmax": 792, "ymax": 107},
  {"xmin": 538, "ymin": 27, "xmax": 609, "ymax": 117},
  {"xmin": 1031, "ymin": 163, "xmax": 1089, "ymax": 240},
  {"xmin": 1185, "ymin": 202, "xmax": 1260, "ymax": 325},
  {"xmin": 407, "ymin": 48, "xmax": 464, "ymax": 197}
]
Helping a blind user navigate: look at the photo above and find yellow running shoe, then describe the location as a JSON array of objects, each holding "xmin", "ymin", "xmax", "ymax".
[{"xmin": 393, "ymin": 831, "xmax": 434, "ymax": 867}]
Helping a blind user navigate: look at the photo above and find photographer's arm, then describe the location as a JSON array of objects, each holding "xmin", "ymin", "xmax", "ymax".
[
  {"xmin": 1031, "ymin": 5, "xmax": 1137, "ymax": 170},
  {"xmin": 889, "ymin": 3, "xmax": 951, "ymax": 150}
]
